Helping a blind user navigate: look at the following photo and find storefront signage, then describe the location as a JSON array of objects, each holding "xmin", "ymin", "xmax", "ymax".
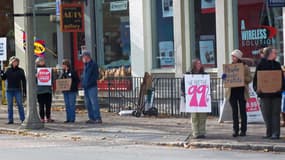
[
  {"xmin": 110, "ymin": 1, "xmax": 128, "ymax": 11},
  {"xmin": 60, "ymin": 4, "xmax": 84, "ymax": 32},
  {"xmin": 0, "ymin": 37, "xmax": 7, "ymax": 61},
  {"xmin": 240, "ymin": 19, "xmax": 277, "ymax": 48},
  {"xmin": 184, "ymin": 74, "xmax": 211, "ymax": 113},
  {"xmin": 201, "ymin": 0, "xmax": 215, "ymax": 14},
  {"xmin": 199, "ymin": 40, "xmax": 215, "ymax": 66},
  {"xmin": 34, "ymin": 40, "xmax": 45, "ymax": 57},
  {"xmin": 159, "ymin": 41, "xmax": 174, "ymax": 68},
  {"xmin": 268, "ymin": 0, "xmax": 285, "ymax": 7}
]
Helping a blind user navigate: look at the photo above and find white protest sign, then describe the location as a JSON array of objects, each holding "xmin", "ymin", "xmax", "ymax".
[
  {"xmin": 37, "ymin": 67, "xmax": 52, "ymax": 86},
  {"xmin": 185, "ymin": 74, "xmax": 211, "ymax": 113},
  {"xmin": 0, "ymin": 37, "xmax": 7, "ymax": 61},
  {"xmin": 246, "ymin": 83, "xmax": 264, "ymax": 123}
]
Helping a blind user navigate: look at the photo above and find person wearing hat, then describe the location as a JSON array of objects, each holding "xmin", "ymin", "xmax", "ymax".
[
  {"xmin": 224, "ymin": 49, "xmax": 252, "ymax": 137},
  {"xmin": 0, "ymin": 56, "xmax": 26, "ymax": 124},
  {"xmin": 81, "ymin": 51, "xmax": 102, "ymax": 124},
  {"xmin": 253, "ymin": 47, "xmax": 284, "ymax": 139}
]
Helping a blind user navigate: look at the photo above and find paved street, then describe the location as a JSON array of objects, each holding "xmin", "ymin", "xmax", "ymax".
[
  {"xmin": 1, "ymin": 134, "xmax": 285, "ymax": 160},
  {"xmin": 1, "ymin": 105, "xmax": 285, "ymax": 153}
]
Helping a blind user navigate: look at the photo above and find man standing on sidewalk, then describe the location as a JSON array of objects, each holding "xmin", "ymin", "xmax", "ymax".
[{"xmin": 81, "ymin": 51, "xmax": 102, "ymax": 124}]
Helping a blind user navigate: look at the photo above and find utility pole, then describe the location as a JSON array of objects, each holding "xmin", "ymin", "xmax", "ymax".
[{"xmin": 21, "ymin": 0, "xmax": 44, "ymax": 129}]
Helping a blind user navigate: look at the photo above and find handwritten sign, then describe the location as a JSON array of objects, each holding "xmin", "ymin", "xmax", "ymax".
[
  {"xmin": 55, "ymin": 78, "xmax": 72, "ymax": 91},
  {"xmin": 257, "ymin": 70, "xmax": 282, "ymax": 93},
  {"xmin": 184, "ymin": 74, "xmax": 211, "ymax": 113},
  {"xmin": 223, "ymin": 63, "xmax": 245, "ymax": 88},
  {"xmin": 0, "ymin": 37, "xmax": 7, "ymax": 61}
]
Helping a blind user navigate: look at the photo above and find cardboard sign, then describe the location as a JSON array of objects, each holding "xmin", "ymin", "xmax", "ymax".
[
  {"xmin": 184, "ymin": 74, "xmax": 211, "ymax": 113},
  {"xmin": 223, "ymin": 63, "xmax": 245, "ymax": 88},
  {"xmin": 37, "ymin": 68, "xmax": 52, "ymax": 86},
  {"xmin": 55, "ymin": 79, "xmax": 72, "ymax": 91},
  {"xmin": 257, "ymin": 70, "xmax": 282, "ymax": 93}
]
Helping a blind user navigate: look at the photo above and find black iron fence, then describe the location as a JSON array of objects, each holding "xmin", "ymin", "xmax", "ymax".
[{"xmin": 99, "ymin": 76, "xmax": 224, "ymax": 117}]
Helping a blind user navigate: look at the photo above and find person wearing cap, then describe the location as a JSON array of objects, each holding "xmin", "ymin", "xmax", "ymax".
[
  {"xmin": 224, "ymin": 49, "xmax": 252, "ymax": 137},
  {"xmin": 0, "ymin": 56, "xmax": 26, "ymax": 124},
  {"xmin": 253, "ymin": 47, "xmax": 284, "ymax": 139},
  {"xmin": 81, "ymin": 51, "xmax": 102, "ymax": 124},
  {"xmin": 60, "ymin": 59, "xmax": 80, "ymax": 123},
  {"xmin": 35, "ymin": 57, "xmax": 54, "ymax": 123}
]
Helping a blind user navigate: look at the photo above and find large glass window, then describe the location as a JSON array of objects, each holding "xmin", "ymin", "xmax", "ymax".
[
  {"xmin": 152, "ymin": 0, "xmax": 174, "ymax": 69},
  {"xmin": 238, "ymin": 0, "xmax": 283, "ymax": 66},
  {"xmin": 193, "ymin": 0, "xmax": 217, "ymax": 68},
  {"xmin": 102, "ymin": 0, "xmax": 130, "ymax": 68}
]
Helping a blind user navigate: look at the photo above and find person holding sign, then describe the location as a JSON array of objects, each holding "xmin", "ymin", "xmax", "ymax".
[
  {"xmin": 253, "ymin": 47, "xmax": 284, "ymax": 139},
  {"xmin": 0, "ymin": 56, "xmax": 26, "ymax": 124},
  {"xmin": 60, "ymin": 59, "xmax": 80, "ymax": 123},
  {"xmin": 181, "ymin": 59, "xmax": 208, "ymax": 139},
  {"xmin": 223, "ymin": 50, "xmax": 252, "ymax": 137},
  {"xmin": 35, "ymin": 57, "xmax": 54, "ymax": 123}
]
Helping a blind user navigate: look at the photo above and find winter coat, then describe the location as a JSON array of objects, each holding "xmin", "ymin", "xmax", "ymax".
[
  {"xmin": 1, "ymin": 66, "xmax": 26, "ymax": 93},
  {"xmin": 82, "ymin": 60, "xmax": 99, "ymax": 89}
]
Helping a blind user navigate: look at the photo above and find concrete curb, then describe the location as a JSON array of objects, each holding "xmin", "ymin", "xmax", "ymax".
[{"xmin": 155, "ymin": 141, "xmax": 285, "ymax": 152}]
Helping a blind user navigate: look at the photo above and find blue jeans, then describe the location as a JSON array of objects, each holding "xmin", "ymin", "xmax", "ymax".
[
  {"xmin": 6, "ymin": 90, "xmax": 25, "ymax": 122},
  {"xmin": 63, "ymin": 91, "xmax": 77, "ymax": 122},
  {"xmin": 84, "ymin": 86, "xmax": 101, "ymax": 120}
]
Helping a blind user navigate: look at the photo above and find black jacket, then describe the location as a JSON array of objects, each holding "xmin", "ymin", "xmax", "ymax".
[
  {"xmin": 61, "ymin": 69, "xmax": 80, "ymax": 92},
  {"xmin": 1, "ymin": 66, "xmax": 26, "ymax": 93},
  {"xmin": 253, "ymin": 59, "xmax": 284, "ymax": 98}
]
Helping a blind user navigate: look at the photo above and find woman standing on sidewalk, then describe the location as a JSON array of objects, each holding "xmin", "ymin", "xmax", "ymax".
[
  {"xmin": 60, "ymin": 59, "xmax": 80, "ymax": 123},
  {"xmin": 181, "ymin": 59, "xmax": 207, "ymax": 139},
  {"xmin": 253, "ymin": 47, "xmax": 284, "ymax": 139},
  {"xmin": 224, "ymin": 50, "xmax": 252, "ymax": 137},
  {"xmin": 35, "ymin": 57, "xmax": 54, "ymax": 123}
]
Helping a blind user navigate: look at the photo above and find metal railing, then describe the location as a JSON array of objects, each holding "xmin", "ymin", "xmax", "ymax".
[{"xmin": 100, "ymin": 76, "xmax": 224, "ymax": 117}]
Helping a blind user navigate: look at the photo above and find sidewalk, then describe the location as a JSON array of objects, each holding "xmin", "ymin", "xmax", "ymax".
[{"xmin": 0, "ymin": 105, "xmax": 285, "ymax": 152}]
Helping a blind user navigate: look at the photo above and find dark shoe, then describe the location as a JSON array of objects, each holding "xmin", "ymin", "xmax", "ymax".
[
  {"xmin": 196, "ymin": 135, "xmax": 206, "ymax": 139},
  {"xmin": 46, "ymin": 119, "xmax": 54, "ymax": 123},
  {"xmin": 232, "ymin": 132, "xmax": 238, "ymax": 137},
  {"xmin": 86, "ymin": 120, "xmax": 96, "ymax": 124},
  {"xmin": 271, "ymin": 136, "xmax": 280, "ymax": 140},
  {"xmin": 262, "ymin": 135, "xmax": 271, "ymax": 139},
  {"xmin": 239, "ymin": 132, "xmax": 246, "ymax": 137},
  {"xmin": 94, "ymin": 119, "xmax": 103, "ymax": 124},
  {"xmin": 64, "ymin": 120, "xmax": 70, "ymax": 123},
  {"xmin": 7, "ymin": 121, "xmax": 13, "ymax": 125}
]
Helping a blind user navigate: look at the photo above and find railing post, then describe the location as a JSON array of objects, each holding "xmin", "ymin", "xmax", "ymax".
[
  {"xmin": 171, "ymin": 78, "xmax": 174, "ymax": 116},
  {"xmin": 108, "ymin": 77, "xmax": 111, "ymax": 112}
]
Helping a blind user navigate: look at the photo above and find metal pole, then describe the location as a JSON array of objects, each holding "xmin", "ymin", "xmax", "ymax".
[{"xmin": 21, "ymin": 0, "xmax": 44, "ymax": 129}]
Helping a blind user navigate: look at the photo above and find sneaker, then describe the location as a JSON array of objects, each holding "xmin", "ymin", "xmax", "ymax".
[
  {"xmin": 262, "ymin": 135, "xmax": 271, "ymax": 139},
  {"xmin": 86, "ymin": 120, "xmax": 96, "ymax": 124},
  {"xmin": 40, "ymin": 119, "xmax": 45, "ymax": 123},
  {"xmin": 95, "ymin": 119, "xmax": 103, "ymax": 124},
  {"xmin": 46, "ymin": 119, "xmax": 55, "ymax": 123},
  {"xmin": 64, "ymin": 120, "xmax": 70, "ymax": 123},
  {"xmin": 7, "ymin": 121, "xmax": 14, "ymax": 125},
  {"xmin": 239, "ymin": 132, "xmax": 246, "ymax": 137},
  {"xmin": 271, "ymin": 136, "xmax": 280, "ymax": 140}
]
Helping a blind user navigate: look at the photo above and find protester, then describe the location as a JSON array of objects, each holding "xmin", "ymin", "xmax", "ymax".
[
  {"xmin": 0, "ymin": 56, "xmax": 26, "ymax": 124},
  {"xmin": 224, "ymin": 50, "xmax": 252, "ymax": 137},
  {"xmin": 60, "ymin": 59, "xmax": 80, "ymax": 123},
  {"xmin": 81, "ymin": 51, "xmax": 102, "ymax": 124},
  {"xmin": 35, "ymin": 57, "xmax": 54, "ymax": 123},
  {"xmin": 253, "ymin": 47, "xmax": 284, "ymax": 139},
  {"xmin": 181, "ymin": 59, "xmax": 207, "ymax": 139}
]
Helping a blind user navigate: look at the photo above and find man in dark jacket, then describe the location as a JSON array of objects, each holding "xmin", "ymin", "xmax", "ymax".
[
  {"xmin": 81, "ymin": 51, "xmax": 102, "ymax": 124},
  {"xmin": 0, "ymin": 56, "xmax": 26, "ymax": 124},
  {"xmin": 253, "ymin": 47, "xmax": 284, "ymax": 139}
]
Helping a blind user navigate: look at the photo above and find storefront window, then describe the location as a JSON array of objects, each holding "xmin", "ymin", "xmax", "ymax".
[
  {"xmin": 102, "ymin": 0, "xmax": 130, "ymax": 68},
  {"xmin": 238, "ymin": 0, "xmax": 283, "ymax": 66},
  {"xmin": 152, "ymin": 0, "xmax": 174, "ymax": 69},
  {"xmin": 193, "ymin": 0, "xmax": 217, "ymax": 68}
]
